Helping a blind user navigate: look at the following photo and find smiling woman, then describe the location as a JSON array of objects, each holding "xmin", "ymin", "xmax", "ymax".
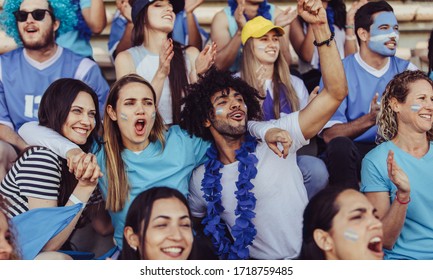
[
  {"xmin": 120, "ymin": 187, "xmax": 193, "ymax": 260},
  {"xmin": 361, "ymin": 70, "xmax": 433, "ymax": 260},
  {"xmin": 0, "ymin": 78, "xmax": 103, "ymax": 259}
]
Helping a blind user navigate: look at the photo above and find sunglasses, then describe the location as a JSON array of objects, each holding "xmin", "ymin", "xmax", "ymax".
[{"xmin": 13, "ymin": 9, "xmax": 53, "ymax": 22}]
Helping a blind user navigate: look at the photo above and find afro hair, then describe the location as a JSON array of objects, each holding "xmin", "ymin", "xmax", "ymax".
[{"xmin": 180, "ymin": 67, "xmax": 263, "ymax": 141}]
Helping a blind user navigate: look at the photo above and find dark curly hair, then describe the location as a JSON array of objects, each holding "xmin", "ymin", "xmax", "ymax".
[{"xmin": 180, "ymin": 67, "xmax": 263, "ymax": 141}]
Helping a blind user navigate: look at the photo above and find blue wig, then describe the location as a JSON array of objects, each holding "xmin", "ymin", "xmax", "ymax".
[
  {"xmin": 0, "ymin": 0, "xmax": 78, "ymax": 45},
  {"xmin": 228, "ymin": 0, "xmax": 271, "ymax": 21}
]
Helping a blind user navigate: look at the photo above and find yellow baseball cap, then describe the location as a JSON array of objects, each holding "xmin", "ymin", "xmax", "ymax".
[{"xmin": 241, "ymin": 16, "xmax": 285, "ymax": 45}]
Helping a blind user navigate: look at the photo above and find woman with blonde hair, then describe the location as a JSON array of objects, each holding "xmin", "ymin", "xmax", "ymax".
[
  {"xmin": 241, "ymin": 16, "xmax": 328, "ymax": 199},
  {"xmin": 361, "ymin": 70, "xmax": 433, "ymax": 259}
]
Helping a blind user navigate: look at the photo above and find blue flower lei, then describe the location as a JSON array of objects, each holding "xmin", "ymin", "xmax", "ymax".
[{"xmin": 201, "ymin": 133, "xmax": 258, "ymax": 260}]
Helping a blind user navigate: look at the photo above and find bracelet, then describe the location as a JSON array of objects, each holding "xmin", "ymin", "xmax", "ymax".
[
  {"xmin": 395, "ymin": 191, "xmax": 410, "ymax": 205},
  {"xmin": 345, "ymin": 24, "xmax": 354, "ymax": 29},
  {"xmin": 69, "ymin": 194, "xmax": 86, "ymax": 209},
  {"xmin": 345, "ymin": 35, "xmax": 357, "ymax": 41},
  {"xmin": 313, "ymin": 32, "xmax": 335, "ymax": 47}
]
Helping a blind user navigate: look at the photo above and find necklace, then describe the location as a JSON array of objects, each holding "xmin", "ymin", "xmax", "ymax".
[{"xmin": 201, "ymin": 134, "xmax": 258, "ymax": 259}]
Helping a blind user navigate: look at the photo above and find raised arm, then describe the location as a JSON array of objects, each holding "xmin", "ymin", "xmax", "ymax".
[
  {"xmin": 274, "ymin": 6, "xmax": 297, "ymax": 66},
  {"xmin": 297, "ymin": 0, "xmax": 348, "ymax": 140},
  {"xmin": 211, "ymin": 7, "xmax": 244, "ymax": 71},
  {"xmin": 81, "ymin": 0, "xmax": 107, "ymax": 34},
  {"xmin": 363, "ymin": 150, "xmax": 410, "ymax": 249},
  {"xmin": 184, "ymin": 0, "xmax": 204, "ymax": 50},
  {"xmin": 289, "ymin": 16, "xmax": 315, "ymax": 63},
  {"xmin": 112, "ymin": 0, "xmax": 133, "ymax": 58}
]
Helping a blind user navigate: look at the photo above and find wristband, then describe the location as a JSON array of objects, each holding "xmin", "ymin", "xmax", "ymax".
[
  {"xmin": 313, "ymin": 32, "xmax": 335, "ymax": 47},
  {"xmin": 345, "ymin": 35, "xmax": 357, "ymax": 41},
  {"xmin": 69, "ymin": 194, "xmax": 86, "ymax": 209},
  {"xmin": 345, "ymin": 24, "xmax": 354, "ymax": 29},
  {"xmin": 395, "ymin": 191, "xmax": 410, "ymax": 205}
]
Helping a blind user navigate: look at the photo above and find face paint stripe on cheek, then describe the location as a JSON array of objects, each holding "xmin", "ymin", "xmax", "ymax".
[
  {"xmin": 343, "ymin": 229, "xmax": 359, "ymax": 241},
  {"xmin": 120, "ymin": 113, "xmax": 128, "ymax": 120},
  {"xmin": 215, "ymin": 108, "xmax": 224, "ymax": 115},
  {"xmin": 411, "ymin": 104, "xmax": 422, "ymax": 112},
  {"xmin": 151, "ymin": 112, "xmax": 156, "ymax": 119}
]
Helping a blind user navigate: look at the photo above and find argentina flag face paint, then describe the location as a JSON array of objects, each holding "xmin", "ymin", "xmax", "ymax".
[{"xmin": 368, "ymin": 12, "xmax": 399, "ymax": 57}]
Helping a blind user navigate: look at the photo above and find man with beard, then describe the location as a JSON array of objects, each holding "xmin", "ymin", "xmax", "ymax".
[
  {"xmin": 319, "ymin": 0, "xmax": 417, "ymax": 189},
  {"xmin": 180, "ymin": 0, "xmax": 347, "ymax": 260},
  {"xmin": 0, "ymin": 0, "xmax": 109, "ymax": 180}
]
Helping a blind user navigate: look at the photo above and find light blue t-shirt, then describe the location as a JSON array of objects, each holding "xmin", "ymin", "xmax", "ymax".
[
  {"xmin": 361, "ymin": 141, "xmax": 433, "ymax": 259},
  {"xmin": 0, "ymin": 47, "xmax": 109, "ymax": 131},
  {"xmin": 321, "ymin": 54, "xmax": 410, "ymax": 143},
  {"xmin": 96, "ymin": 126, "xmax": 210, "ymax": 249},
  {"xmin": 429, "ymin": 71, "xmax": 433, "ymax": 81},
  {"xmin": 56, "ymin": 0, "xmax": 93, "ymax": 58}
]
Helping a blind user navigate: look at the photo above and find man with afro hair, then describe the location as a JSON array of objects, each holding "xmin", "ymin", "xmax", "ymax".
[{"xmin": 181, "ymin": 0, "xmax": 348, "ymax": 260}]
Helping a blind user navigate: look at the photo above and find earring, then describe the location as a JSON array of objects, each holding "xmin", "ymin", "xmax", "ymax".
[{"xmin": 131, "ymin": 245, "xmax": 137, "ymax": 251}]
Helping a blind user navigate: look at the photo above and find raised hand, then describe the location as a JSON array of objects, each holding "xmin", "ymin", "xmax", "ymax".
[
  {"xmin": 264, "ymin": 128, "xmax": 293, "ymax": 159},
  {"xmin": 275, "ymin": 6, "xmax": 297, "ymax": 28},
  {"xmin": 346, "ymin": 0, "xmax": 368, "ymax": 26},
  {"xmin": 195, "ymin": 42, "xmax": 217, "ymax": 75},
  {"xmin": 119, "ymin": 0, "xmax": 132, "ymax": 22},
  {"xmin": 157, "ymin": 38, "xmax": 174, "ymax": 78},
  {"xmin": 235, "ymin": 0, "xmax": 247, "ymax": 30},
  {"xmin": 387, "ymin": 150, "xmax": 410, "ymax": 195},
  {"xmin": 297, "ymin": 0, "xmax": 327, "ymax": 25},
  {"xmin": 185, "ymin": 0, "xmax": 204, "ymax": 13}
]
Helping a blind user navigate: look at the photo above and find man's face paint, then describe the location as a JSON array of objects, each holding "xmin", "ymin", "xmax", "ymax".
[
  {"xmin": 215, "ymin": 107, "xmax": 224, "ymax": 115},
  {"xmin": 368, "ymin": 12, "xmax": 399, "ymax": 57}
]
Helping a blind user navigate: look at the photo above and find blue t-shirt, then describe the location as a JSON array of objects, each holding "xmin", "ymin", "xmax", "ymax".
[
  {"xmin": 361, "ymin": 141, "xmax": 433, "ymax": 259},
  {"xmin": 321, "ymin": 54, "xmax": 410, "ymax": 143},
  {"xmin": 0, "ymin": 47, "xmax": 109, "ymax": 131},
  {"xmin": 56, "ymin": 0, "xmax": 93, "ymax": 58},
  {"xmin": 96, "ymin": 126, "xmax": 210, "ymax": 248},
  {"xmin": 107, "ymin": 10, "xmax": 127, "ymax": 59}
]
